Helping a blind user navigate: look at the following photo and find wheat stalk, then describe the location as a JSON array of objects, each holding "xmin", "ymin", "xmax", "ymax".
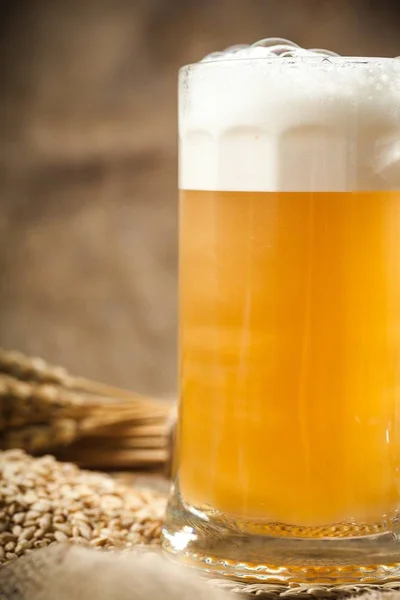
[
  {"xmin": 1, "ymin": 379, "xmax": 172, "ymax": 453},
  {"xmin": 55, "ymin": 447, "xmax": 169, "ymax": 469},
  {"xmin": 0, "ymin": 374, "xmax": 169, "ymax": 428},
  {"xmin": 0, "ymin": 348, "xmax": 145, "ymax": 400},
  {"xmin": 0, "ymin": 349, "xmax": 174, "ymax": 470},
  {"xmin": 0, "ymin": 350, "xmax": 175, "ymax": 470}
]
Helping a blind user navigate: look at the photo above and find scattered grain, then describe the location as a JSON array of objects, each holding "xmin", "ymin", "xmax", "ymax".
[
  {"xmin": 4, "ymin": 541, "xmax": 16, "ymax": 552},
  {"xmin": 54, "ymin": 523, "xmax": 72, "ymax": 536},
  {"xmin": 20, "ymin": 527, "xmax": 35, "ymax": 541},
  {"xmin": 0, "ymin": 450, "xmax": 166, "ymax": 567},
  {"xmin": 12, "ymin": 525, "xmax": 22, "ymax": 537},
  {"xmin": 54, "ymin": 531, "xmax": 68, "ymax": 543},
  {"xmin": 12, "ymin": 512, "xmax": 25, "ymax": 524}
]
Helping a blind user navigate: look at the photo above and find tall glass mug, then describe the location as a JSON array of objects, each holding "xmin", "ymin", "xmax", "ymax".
[{"xmin": 162, "ymin": 40, "xmax": 400, "ymax": 583}]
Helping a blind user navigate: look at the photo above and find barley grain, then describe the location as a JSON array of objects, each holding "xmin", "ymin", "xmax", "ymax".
[
  {"xmin": 38, "ymin": 514, "xmax": 52, "ymax": 531},
  {"xmin": 20, "ymin": 527, "xmax": 35, "ymax": 541},
  {"xmin": 25, "ymin": 510, "xmax": 40, "ymax": 521},
  {"xmin": 15, "ymin": 540, "xmax": 31, "ymax": 554},
  {"xmin": 4, "ymin": 541, "xmax": 15, "ymax": 552},
  {"xmin": 12, "ymin": 513, "xmax": 25, "ymax": 524},
  {"xmin": 54, "ymin": 523, "xmax": 72, "ymax": 536},
  {"xmin": 54, "ymin": 530, "xmax": 68, "ymax": 543},
  {"xmin": 31, "ymin": 500, "xmax": 52, "ymax": 513},
  {"xmin": 33, "ymin": 528, "xmax": 45, "ymax": 539},
  {"xmin": 33, "ymin": 539, "xmax": 51, "ymax": 549},
  {"xmin": 53, "ymin": 515, "xmax": 66, "ymax": 524},
  {"xmin": 0, "ymin": 450, "xmax": 166, "ymax": 566},
  {"xmin": 77, "ymin": 522, "xmax": 92, "ymax": 540},
  {"xmin": 90, "ymin": 536, "xmax": 108, "ymax": 547}
]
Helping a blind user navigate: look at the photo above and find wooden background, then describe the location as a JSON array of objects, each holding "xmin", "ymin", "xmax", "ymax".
[{"xmin": 0, "ymin": 0, "xmax": 399, "ymax": 395}]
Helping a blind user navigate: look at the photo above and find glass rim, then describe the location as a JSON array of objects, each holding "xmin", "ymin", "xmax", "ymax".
[{"xmin": 179, "ymin": 55, "xmax": 400, "ymax": 74}]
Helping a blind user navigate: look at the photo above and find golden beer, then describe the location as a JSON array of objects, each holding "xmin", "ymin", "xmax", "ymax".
[
  {"xmin": 179, "ymin": 190, "xmax": 400, "ymax": 528},
  {"xmin": 163, "ymin": 40, "xmax": 400, "ymax": 582}
]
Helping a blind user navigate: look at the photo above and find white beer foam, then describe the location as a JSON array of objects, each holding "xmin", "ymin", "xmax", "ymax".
[{"xmin": 179, "ymin": 39, "xmax": 400, "ymax": 192}]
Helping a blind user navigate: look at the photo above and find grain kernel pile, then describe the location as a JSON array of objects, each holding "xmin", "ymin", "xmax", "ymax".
[{"xmin": 0, "ymin": 450, "xmax": 167, "ymax": 566}]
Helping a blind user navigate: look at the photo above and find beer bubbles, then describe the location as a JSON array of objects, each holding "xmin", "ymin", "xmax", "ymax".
[{"xmin": 201, "ymin": 38, "xmax": 340, "ymax": 62}]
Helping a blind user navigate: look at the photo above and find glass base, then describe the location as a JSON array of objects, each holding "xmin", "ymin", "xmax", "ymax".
[{"xmin": 162, "ymin": 486, "xmax": 400, "ymax": 584}]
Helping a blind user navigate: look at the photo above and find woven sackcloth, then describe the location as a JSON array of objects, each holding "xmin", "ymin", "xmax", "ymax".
[{"xmin": 2, "ymin": 544, "xmax": 400, "ymax": 600}]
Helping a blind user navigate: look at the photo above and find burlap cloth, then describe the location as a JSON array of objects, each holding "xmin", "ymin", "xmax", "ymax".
[{"xmin": 1, "ymin": 544, "xmax": 400, "ymax": 600}]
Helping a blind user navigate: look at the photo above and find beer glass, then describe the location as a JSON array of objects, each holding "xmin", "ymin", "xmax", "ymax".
[{"xmin": 162, "ymin": 41, "xmax": 400, "ymax": 583}]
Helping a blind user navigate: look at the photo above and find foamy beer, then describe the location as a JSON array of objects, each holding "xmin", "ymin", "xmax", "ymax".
[{"xmin": 163, "ymin": 39, "xmax": 400, "ymax": 582}]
